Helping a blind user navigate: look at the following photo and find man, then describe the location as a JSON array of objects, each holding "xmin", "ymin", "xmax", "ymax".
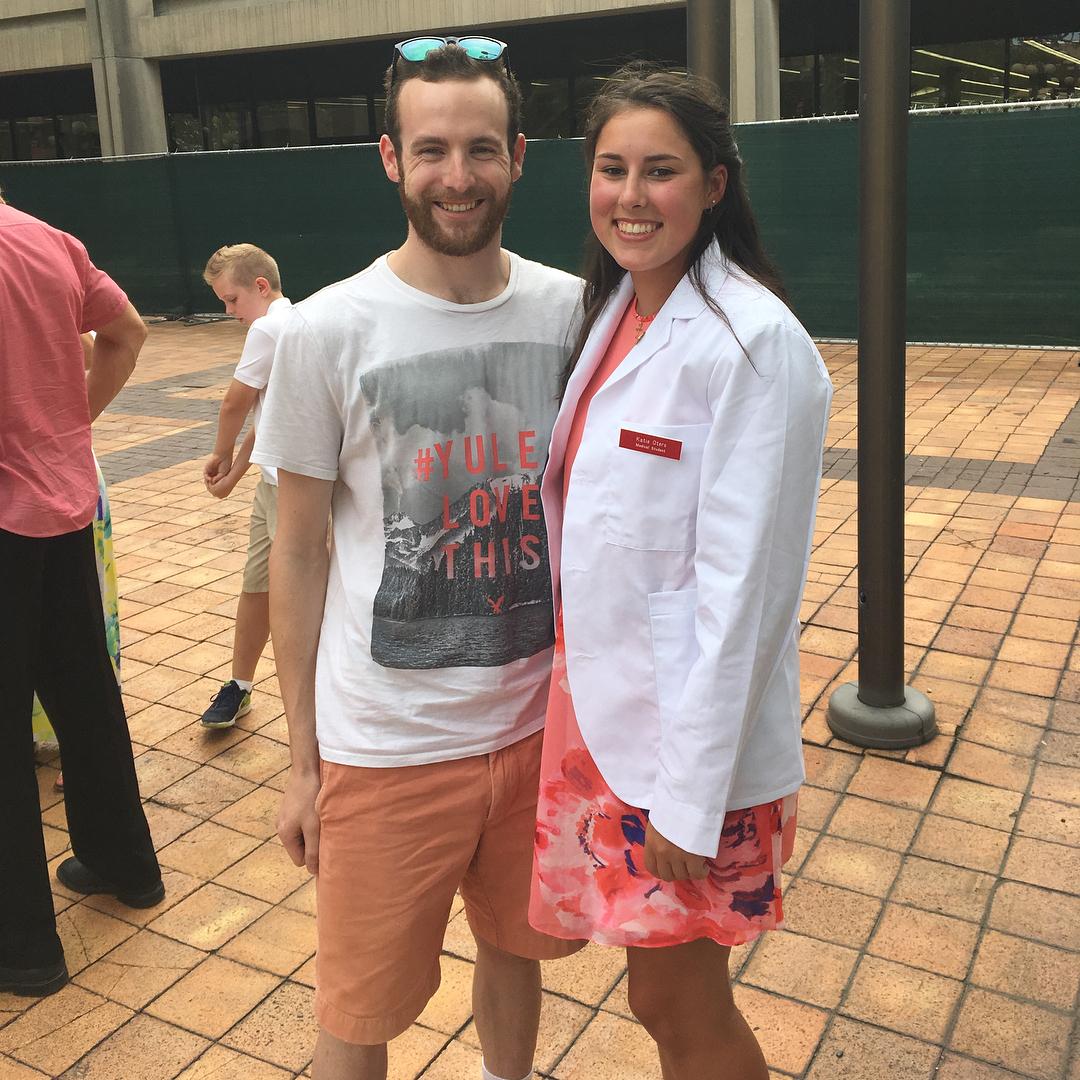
[
  {"xmin": 253, "ymin": 36, "xmax": 583, "ymax": 1080},
  {"xmin": 0, "ymin": 196, "xmax": 164, "ymax": 998}
]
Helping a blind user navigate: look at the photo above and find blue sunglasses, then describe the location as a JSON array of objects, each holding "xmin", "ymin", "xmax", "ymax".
[{"xmin": 394, "ymin": 35, "xmax": 508, "ymax": 64}]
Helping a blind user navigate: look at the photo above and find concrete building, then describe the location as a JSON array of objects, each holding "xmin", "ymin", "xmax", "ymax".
[{"xmin": 1, "ymin": 0, "xmax": 1078, "ymax": 160}]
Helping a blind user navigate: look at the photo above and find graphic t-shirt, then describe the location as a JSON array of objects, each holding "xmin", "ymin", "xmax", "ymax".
[
  {"xmin": 231, "ymin": 295, "xmax": 292, "ymax": 485},
  {"xmin": 253, "ymin": 252, "xmax": 582, "ymax": 766}
]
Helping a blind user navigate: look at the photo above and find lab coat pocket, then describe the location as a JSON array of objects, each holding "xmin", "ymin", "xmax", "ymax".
[
  {"xmin": 648, "ymin": 589, "xmax": 700, "ymax": 724},
  {"xmin": 605, "ymin": 423, "xmax": 709, "ymax": 551}
]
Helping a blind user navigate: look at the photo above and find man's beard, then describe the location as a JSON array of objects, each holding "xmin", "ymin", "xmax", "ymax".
[{"xmin": 399, "ymin": 182, "xmax": 512, "ymax": 257}]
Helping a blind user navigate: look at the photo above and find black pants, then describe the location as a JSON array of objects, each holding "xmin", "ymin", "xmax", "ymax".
[{"xmin": 0, "ymin": 525, "xmax": 160, "ymax": 967}]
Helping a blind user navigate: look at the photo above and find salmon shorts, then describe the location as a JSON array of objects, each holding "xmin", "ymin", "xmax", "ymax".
[{"xmin": 315, "ymin": 729, "xmax": 584, "ymax": 1045}]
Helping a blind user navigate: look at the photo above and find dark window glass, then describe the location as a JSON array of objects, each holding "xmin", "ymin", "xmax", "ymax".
[
  {"xmin": 1009, "ymin": 32, "xmax": 1080, "ymax": 101},
  {"xmin": 780, "ymin": 55, "xmax": 815, "ymax": 117},
  {"xmin": 522, "ymin": 78, "xmax": 572, "ymax": 138},
  {"xmin": 169, "ymin": 112, "xmax": 203, "ymax": 152},
  {"xmin": 818, "ymin": 55, "xmax": 860, "ymax": 114},
  {"xmin": 206, "ymin": 104, "xmax": 252, "ymax": 150},
  {"xmin": 911, "ymin": 40, "xmax": 1007, "ymax": 109},
  {"xmin": 314, "ymin": 97, "xmax": 369, "ymax": 143},
  {"xmin": 14, "ymin": 116, "xmax": 56, "ymax": 159},
  {"xmin": 57, "ymin": 113, "xmax": 100, "ymax": 158},
  {"xmin": 256, "ymin": 101, "xmax": 311, "ymax": 147},
  {"xmin": 0, "ymin": 122, "xmax": 13, "ymax": 161}
]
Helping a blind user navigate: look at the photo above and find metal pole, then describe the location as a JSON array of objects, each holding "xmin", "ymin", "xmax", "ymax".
[
  {"xmin": 687, "ymin": 0, "xmax": 731, "ymax": 101},
  {"xmin": 826, "ymin": 0, "xmax": 936, "ymax": 747},
  {"xmin": 857, "ymin": 0, "xmax": 907, "ymax": 708}
]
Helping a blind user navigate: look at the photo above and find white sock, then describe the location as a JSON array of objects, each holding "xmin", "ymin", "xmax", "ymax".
[
  {"xmin": 233, "ymin": 679, "xmax": 253, "ymax": 692},
  {"xmin": 481, "ymin": 1062, "xmax": 532, "ymax": 1080}
]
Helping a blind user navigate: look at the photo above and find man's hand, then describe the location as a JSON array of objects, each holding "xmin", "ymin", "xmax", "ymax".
[
  {"xmin": 644, "ymin": 820, "xmax": 710, "ymax": 882},
  {"xmin": 278, "ymin": 768, "xmax": 322, "ymax": 875}
]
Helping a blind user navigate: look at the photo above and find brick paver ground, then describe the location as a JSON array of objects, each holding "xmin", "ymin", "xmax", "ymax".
[{"xmin": 2, "ymin": 323, "xmax": 1079, "ymax": 1079}]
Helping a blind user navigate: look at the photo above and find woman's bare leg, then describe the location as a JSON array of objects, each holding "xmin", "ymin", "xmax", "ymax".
[{"xmin": 626, "ymin": 939, "xmax": 768, "ymax": 1080}]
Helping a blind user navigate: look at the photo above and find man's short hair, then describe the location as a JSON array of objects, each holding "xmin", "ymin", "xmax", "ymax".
[
  {"xmin": 203, "ymin": 243, "xmax": 281, "ymax": 291},
  {"xmin": 383, "ymin": 43, "xmax": 522, "ymax": 154}
]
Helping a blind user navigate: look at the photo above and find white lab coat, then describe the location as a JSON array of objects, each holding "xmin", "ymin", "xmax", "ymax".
[{"xmin": 542, "ymin": 242, "xmax": 833, "ymax": 856}]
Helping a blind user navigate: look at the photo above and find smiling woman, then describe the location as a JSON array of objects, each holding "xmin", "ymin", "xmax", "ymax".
[{"xmin": 528, "ymin": 63, "xmax": 834, "ymax": 1080}]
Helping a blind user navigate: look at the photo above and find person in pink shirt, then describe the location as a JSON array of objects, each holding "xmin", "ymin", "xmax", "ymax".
[{"xmin": 0, "ymin": 195, "xmax": 164, "ymax": 998}]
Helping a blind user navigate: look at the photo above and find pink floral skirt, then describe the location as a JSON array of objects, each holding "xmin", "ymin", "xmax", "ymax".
[{"xmin": 529, "ymin": 626, "xmax": 798, "ymax": 949}]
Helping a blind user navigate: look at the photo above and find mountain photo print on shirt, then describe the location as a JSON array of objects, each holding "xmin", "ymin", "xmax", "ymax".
[{"xmin": 359, "ymin": 340, "xmax": 564, "ymax": 670}]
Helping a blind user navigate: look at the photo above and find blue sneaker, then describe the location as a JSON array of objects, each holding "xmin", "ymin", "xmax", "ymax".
[{"xmin": 200, "ymin": 680, "xmax": 252, "ymax": 729}]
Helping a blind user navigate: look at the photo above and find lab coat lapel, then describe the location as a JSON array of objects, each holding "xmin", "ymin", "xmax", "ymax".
[{"xmin": 597, "ymin": 261, "xmax": 716, "ymax": 394}]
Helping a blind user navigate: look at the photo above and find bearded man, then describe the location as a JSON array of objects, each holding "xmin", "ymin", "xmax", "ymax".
[{"xmin": 252, "ymin": 35, "xmax": 584, "ymax": 1080}]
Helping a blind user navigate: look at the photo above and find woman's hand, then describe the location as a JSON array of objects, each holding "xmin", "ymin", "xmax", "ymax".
[{"xmin": 644, "ymin": 820, "xmax": 710, "ymax": 882}]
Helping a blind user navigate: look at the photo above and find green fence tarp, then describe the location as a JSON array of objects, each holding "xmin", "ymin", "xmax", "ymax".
[{"xmin": 2, "ymin": 105, "xmax": 1076, "ymax": 345}]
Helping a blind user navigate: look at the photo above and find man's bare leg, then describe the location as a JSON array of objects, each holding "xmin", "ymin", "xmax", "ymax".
[
  {"xmin": 472, "ymin": 937, "xmax": 541, "ymax": 1079},
  {"xmin": 311, "ymin": 1030, "xmax": 387, "ymax": 1080}
]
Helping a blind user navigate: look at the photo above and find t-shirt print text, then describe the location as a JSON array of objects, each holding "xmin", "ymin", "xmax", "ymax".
[
  {"xmin": 413, "ymin": 431, "xmax": 545, "ymax": 582},
  {"xmin": 361, "ymin": 341, "xmax": 562, "ymax": 672}
]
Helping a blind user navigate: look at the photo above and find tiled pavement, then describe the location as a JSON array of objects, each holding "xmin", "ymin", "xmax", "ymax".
[{"xmin": 2, "ymin": 323, "xmax": 1079, "ymax": 1080}]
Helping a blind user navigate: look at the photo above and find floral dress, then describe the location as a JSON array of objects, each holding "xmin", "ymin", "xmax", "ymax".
[
  {"xmin": 529, "ymin": 619, "xmax": 797, "ymax": 949},
  {"xmin": 32, "ymin": 457, "xmax": 120, "ymax": 745}
]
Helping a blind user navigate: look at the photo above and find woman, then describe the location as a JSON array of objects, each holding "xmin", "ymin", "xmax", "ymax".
[{"xmin": 529, "ymin": 65, "xmax": 833, "ymax": 1079}]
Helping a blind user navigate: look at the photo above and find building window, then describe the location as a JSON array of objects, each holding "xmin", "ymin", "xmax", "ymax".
[
  {"xmin": 256, "ymin": 101, "xmax": 311, "ymax": 147},
  {"xmin": 314, "ymin": 97, "xmax": 369, "ymax": 143},
  {"xmin": 169, "ymin": 112, "xmax": 203, "ymax": 152},
  {"xmin": 780, "ymin": 55, "xmax": 816, "ymax": 117},
  {"xmin": 1009, "ymin": 33, "xmax": 1080, "ymax": 101},
  {"xmin": 522, "ymin": 78, "xmax": 572, "ymax": 138},
  {"xmin": 57, "ymin": 113, "xmax": 100, "ymax": 158},
  {"xmin": 205, "ymin": 104, "xmax": 252, "ymax": 151},
  {"xmin": 818, "ymin": 55, "xmax": 860, "ymax": 115},
  {"xmin": 911, "ymin": 40, "xmax": 1008, "ymax": 108},
  {"xmin": 14, "ymin": 117, "xmax": 57, "ymax": 159}
]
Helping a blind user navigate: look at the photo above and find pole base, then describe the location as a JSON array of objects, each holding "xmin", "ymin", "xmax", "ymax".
[{"xmin": 826, "ymin": 681, "xmax": 937, "ymax": 749}]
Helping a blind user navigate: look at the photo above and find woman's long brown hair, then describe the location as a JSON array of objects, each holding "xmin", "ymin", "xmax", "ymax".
[{"xmin": 562, "ymin": 62, "xmax": 788, "ymax": 394}]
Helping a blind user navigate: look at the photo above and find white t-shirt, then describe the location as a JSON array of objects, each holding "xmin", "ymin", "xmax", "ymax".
[
  {"xmin": 253, "ymin": 253, "xmax": 582, "ymax": 767},
  {"xmin": 232, "ymin": 295, "xmax": 292, "ymax": 485}
]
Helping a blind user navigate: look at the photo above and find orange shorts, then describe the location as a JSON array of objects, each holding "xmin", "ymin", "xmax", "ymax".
[{"xmin": 314, "ymin": 729, "xmax": 584, "ymax": 1045}]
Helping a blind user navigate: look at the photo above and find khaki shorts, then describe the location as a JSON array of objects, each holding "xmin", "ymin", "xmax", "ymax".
[
  {"xmin": 314, "ymin": 729, "xmax": 584, "ymax": 1045},
  {"xmin": 241, "ymin": 478, "xmax": 277, "ymax": 593}
]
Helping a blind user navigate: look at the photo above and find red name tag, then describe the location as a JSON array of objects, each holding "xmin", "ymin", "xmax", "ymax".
[{"xmin": 619, "ymin": 428, "xmax": 683, "ymax": 461}]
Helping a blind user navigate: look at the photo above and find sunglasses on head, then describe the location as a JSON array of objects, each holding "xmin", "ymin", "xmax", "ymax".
[{"xmin": 393, "ymin": 34, "xmax": 509, "ymax": 66}]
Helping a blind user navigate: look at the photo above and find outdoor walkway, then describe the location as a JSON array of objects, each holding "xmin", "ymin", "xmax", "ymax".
[{"xmin": 2, "ymin": 323, "xmax": 1079, "ymax": 1080}]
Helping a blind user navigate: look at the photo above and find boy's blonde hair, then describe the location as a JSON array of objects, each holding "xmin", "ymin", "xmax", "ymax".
[{"xmin": 203, "ymin": 243, "xmax": 281, "ymax": 291}]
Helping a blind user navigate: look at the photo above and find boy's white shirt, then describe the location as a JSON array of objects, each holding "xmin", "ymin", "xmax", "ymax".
[{"xmin": 232, "ymin": 295, "xmax": 292, "ymax": 485}]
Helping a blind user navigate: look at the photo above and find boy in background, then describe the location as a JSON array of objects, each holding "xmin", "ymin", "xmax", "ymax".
[{"xmin": 199, "ymin": 244, "xmax": 291, "ymax": 729}]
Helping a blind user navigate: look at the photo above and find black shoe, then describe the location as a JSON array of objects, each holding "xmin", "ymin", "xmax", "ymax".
[
  {"xmin": 0, "ymin": 959, "xmax": 69, "ymax": 997},
  {"xmin": 55, "ymin": 857, "xmax": 165, "ymax": 909},
  {"xmin": 199, "ymin": 680, "xmax": 252, "ymax": 729}
]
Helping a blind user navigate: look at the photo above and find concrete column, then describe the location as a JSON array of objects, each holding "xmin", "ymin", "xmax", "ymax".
[
  {"xmin": 729, "ymin": 0, "xmax": 780, "ymax": 122},
  {"xmin": 86, "ymin": 0, "xmax": 168, "ymax": 156}
]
